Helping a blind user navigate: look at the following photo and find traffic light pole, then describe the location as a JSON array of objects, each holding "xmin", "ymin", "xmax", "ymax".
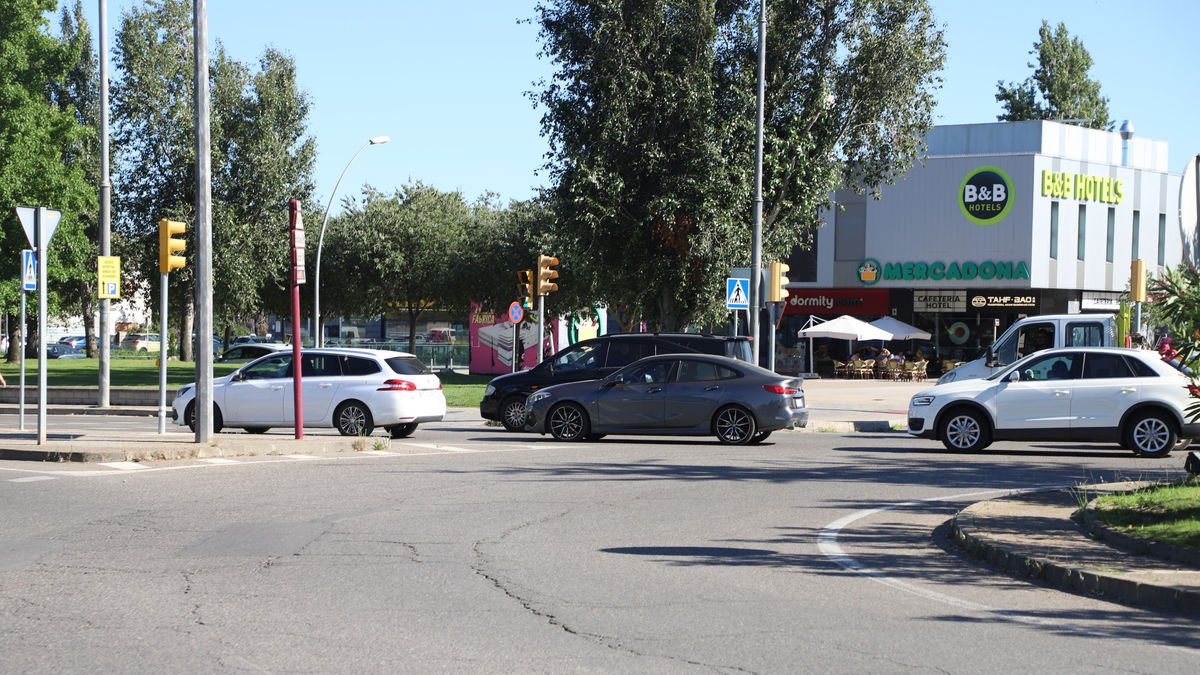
[
  {"xmin": 158, "ymin": 272, "xmax": 169, "ymax": 434},
  {"xmin": 537, "ymin": 295, "xmax": 546, "ymax": 362}
]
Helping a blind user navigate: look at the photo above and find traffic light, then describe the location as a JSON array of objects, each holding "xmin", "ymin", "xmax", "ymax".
[
  {"xmin": 517, "ymin": 269, "xmax": 534, "ymax": 308},
  {"xmin": 767, "ymin": 260, "xmax": 790, "ymax": 302},
  {"xmin": 158, "ymin": 218, "xmax": 186, "ymax": 273},
  {"xmin": 537, "ymin": 254, "xmax": 559, "ymax": 295},
  {"xmin": 1130, "ymin": 258, "xmax": 1147, "ymax": 302}
]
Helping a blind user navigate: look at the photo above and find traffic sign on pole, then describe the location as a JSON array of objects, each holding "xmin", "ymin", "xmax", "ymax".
[
  {"xmin": 21, "ymin": 250, "xmax": 35, "ymax": 291},
  {"xmin": 726, "ymin": 278, "xmax": 750, "ymax": 310},
  {"xmin": 508, "ymin": 301, "xmax": 525, "ymax": 324}
]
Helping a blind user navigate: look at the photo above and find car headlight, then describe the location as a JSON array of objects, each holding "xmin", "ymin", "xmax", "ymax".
[
  {"xmin": 937, "ymin": 371, "xmax": 956, "ymax": 384},
  {"xmin": 911, "ymin": 395, "xmax": 935, "ymax": 406},
  {"xmin": 483, "ymin": 384, "xmax": 495, "ymax": 397},
  {"xmin": 528, "ymin": 390, "xmax": 551, "ymax": 404}
]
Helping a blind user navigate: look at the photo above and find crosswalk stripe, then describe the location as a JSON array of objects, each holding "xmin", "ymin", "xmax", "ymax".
[{"xmin": 100, "ymin": 461, "xmax": 148, "ymax": 471}]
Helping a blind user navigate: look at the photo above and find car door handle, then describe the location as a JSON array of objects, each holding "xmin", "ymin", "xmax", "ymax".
[
  {"xmin": 1119, "ymin": 387, "xmax": 1136, "ymax": 394},
  {"xmin": 271, "ymin": 385, "xmax": 284, "ymax": 391},
  {"xmin": 320, "ymin": 383, "xmax": 333, "ymax": 389},
  {"xmin": 704, "ymin": 385, "xmax": 721, "ymax": 391},
  {"xmin": 647, "ymin": 387, "xmax": 663, "ymax": 394},
  {"xmin": 1053, "ymin": 389, "xmax": 1070, "ymax": 396}
]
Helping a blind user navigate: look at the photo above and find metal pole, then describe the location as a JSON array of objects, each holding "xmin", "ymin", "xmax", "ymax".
[
  {"xmin": 767, "ymin": 303, "xmax": 777, "ymax": 372},
  {"xmin": 36, "ymin": 209, "xmax": 46, "ymax": 445},
  {"xmin": 749, "ymin": 0, "xmax": 767, "ymax": 364},
  {"xmin": 98, "ymin": 0, "xmax": 111, "ymax": 407},
  {"xmin": 158, "ymin": 273, "xmax": 168, "ymax": 434},
  {"xmin": 512, "ymin": 319, "xmax": 518, "ymax": 373},
  {"xmin": 194, "ymin": 0, "xmax": 214, "ymax": 442},
  {"xmin": 537, "ymin": 295, "xmax": 545, "ymax": 363},
  {"xmin": 19, "ymin": 291, "xmax": 26, "ymax": 432}
]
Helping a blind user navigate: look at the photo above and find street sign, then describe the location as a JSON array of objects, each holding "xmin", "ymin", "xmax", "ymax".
[
  {"xmin": 21, "ymin": 250, "xmax": 36, "ymax": 291},
  {"xmin": 16, "ymin": 206, "xmax": 62, "ymax": 250},
  {"xmin": 508, "ymin": 301, "xmax": 525, "ymax": 324},
  {"xmin": 98, "ymin": 256, "xmax": 121, "ymax": 299},
  {"xmin": 726, "ymin": 277, "xmax": 749, "ymax": 310}
]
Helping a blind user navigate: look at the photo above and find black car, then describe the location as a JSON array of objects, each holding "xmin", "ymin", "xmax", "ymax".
[{"xmin": 480, "ymin": 333, "xmax": 753, "ymax": 431}]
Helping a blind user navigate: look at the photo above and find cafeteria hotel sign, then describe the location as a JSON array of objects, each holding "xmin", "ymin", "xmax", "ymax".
[{"xmin": 913, "ymin": 291, "xmax": 965, "ymax": 312}]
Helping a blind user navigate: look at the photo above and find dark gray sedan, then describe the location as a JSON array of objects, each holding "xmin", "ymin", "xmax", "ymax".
[{"xmin": 524, "ymin": 353, "xmax": 808, "ymax": 444}]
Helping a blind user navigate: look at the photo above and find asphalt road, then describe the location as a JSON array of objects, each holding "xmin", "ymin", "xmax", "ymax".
[{"xmin": 1, "ymin": 417, "xmax": 1197, "ymax": 673}]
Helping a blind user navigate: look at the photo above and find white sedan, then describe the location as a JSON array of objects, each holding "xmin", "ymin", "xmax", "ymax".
[
  {"xmin": 908, "ymin": 347, "xmax": 1200, "ymax": 457},
  {"xmin": 172, "ymin": 348, "xmax": 445, "ymax": 438}
]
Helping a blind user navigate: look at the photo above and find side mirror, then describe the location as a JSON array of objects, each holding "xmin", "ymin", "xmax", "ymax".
[
  {"xmin": 1007, "ymin": 370, "xmax": 1021, "ymax": 383},
  {"xmin": 985, "ymin": 348, "xmax": 997, "ymax": 368}
]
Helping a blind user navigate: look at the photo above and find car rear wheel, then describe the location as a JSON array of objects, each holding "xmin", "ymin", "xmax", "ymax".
[
  {"xmin": 389, "ymin": 423, "xmax": 418, "ymax": 439},
  {"xmin": 714, "ymin": 405, "xmax": 756, "ymax": 444},
  {"xmin": 335, "ymin": 401, "xmax": 374, "ymax": 437},
  {"xmin": 185, "ymin": 403, "xmax": 224, "ymax": 434},
  {"xmin": 500, "ymin": 396, "xmax": 529, "ymax": 432},
  {"xmin": 939, "ymin": 407, "xmax": 991, "ymax": 452},
  {"xmin": 1125, "ymin": 411, "xmax": 1176, "ymax": 458},
  {"xmin": 749, "ymin": 431, "xmax": 772, "ymax": 444},
  {"xmin": 584, "ymin": 433, "xmax": 606, "ymax": 441},
  {"xmin": 548, "ymin": 403, "xmax": 588, "ymax": 441}
]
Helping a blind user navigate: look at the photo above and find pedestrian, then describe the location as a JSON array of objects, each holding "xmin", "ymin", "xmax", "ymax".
[{"xmin": 0, "ymin": 370, "xmax": 6, "ymax": 387}]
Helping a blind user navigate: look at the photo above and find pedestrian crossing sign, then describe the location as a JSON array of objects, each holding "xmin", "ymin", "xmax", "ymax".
[
  {"xmin": 21, "ymin": 250, "xmax": 35, "ymax": 291},
  {"xmin": 726, "ymin": 277, "xmax": 749, "ymax": 310}
]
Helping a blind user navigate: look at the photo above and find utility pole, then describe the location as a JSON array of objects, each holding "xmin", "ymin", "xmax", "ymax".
[
  {"xmin": 750, "ymin": 0, "xmax": 767, "ymax": 365},
  {"xmin": 98, "ymin": 0, "xmax": 111, "ymax": 407},
  {"xmin": 194, "ymin": 0, "xmax": 214, "ymax": 442}
]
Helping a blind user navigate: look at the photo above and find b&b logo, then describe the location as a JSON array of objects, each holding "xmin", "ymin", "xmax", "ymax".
[{"xmin": 959, "ymin": 166, "xmax": 1013, "ymax": 226}]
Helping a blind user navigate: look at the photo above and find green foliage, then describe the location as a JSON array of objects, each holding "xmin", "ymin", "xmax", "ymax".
[
  {"xmin": 1091, "ymin": 482, "xmax": 1200, "ymax": 550},
  {"xmin": 995, "ymin": 20, "xmax": 1111, "ymax": 129},
  {"xmin": 322, "ymin": 184, "xmax": 474, "ymax": 352},
  {"xmin": 533, "ymin": 0, "xmax": 946, "ymax": 330},
  {"xmin": 0, "ymin": 0, "xmax": 96, "ymax": 358}
]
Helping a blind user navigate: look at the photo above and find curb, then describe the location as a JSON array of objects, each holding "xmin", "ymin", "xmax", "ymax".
[
  {"xmin": 1082, "ymin": 494, "xmax": 1200, "ymax": 568},
  {"xmin": 951, "ymin": 490, "xmax": 1200, "ymax": 617}
]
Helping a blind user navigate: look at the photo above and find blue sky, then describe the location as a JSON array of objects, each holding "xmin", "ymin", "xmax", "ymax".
[{"xmin": 82, "ymin": 1, "xmax": 1198, "ymax": 214}]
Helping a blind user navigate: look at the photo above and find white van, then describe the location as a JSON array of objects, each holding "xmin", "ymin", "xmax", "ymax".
[{"xmin": 937, "ymin": 314, "xmax": 1116, "ymax": 384}]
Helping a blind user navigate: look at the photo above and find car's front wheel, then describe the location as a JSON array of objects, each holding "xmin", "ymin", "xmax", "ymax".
[
  {"xmin": 547, "ymin": 403, "xmax": 588, "ymax": 441},
  {"xmin": 185, "ymin": 402, "xmax": 224, "ymax": 433},
  {"xmin": 1125, "ymin": 411, "xmax": 1176, "ymax": 458},
  {"xmin": 500, "ymin": 396, "xmax": 529, "ymax": 432},
  {"xmin": 714, "ymin": 405, "xmax": 756, "ymax": 444},
  {"xmin": 335, "ymin": 401, "xmax": 374, "ymax": 437},
  {"xmin": 939, "ymin": 407, "xmax": 991, "ymax": 452}
]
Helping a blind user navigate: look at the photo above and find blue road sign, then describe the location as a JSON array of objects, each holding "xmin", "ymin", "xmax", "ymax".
[
  {"xmin": 21, "ymin": 250, "xmax": 36, "ymax": 291},
  {"xmin": 726, "ymin": 278, "xmax": 749, "ymax": 310},
  {"xmin": 508, "ymin": 301, "xmax": 525, "ymax": 323}
]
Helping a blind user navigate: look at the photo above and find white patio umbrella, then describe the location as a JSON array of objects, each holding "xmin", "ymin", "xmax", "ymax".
[
  {"xmin": 869, "ymin": 316, "xmax": 931, "ymax": 340},
  {"xmin": 796, "ymin": 315, "xmax": 893, "ymax": 369}
]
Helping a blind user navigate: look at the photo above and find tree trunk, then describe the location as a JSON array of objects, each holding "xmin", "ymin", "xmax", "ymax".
[
  {"xmin": 5, "ymin": 313, "xmax": 19, "ymax": 363},
  {"xmin": 180, "ymin": 297, "xmax": 195, "ymax": 362},
  {"xmin": 82, "ymin": 289, "xmax": 97, "ymax": 358}
]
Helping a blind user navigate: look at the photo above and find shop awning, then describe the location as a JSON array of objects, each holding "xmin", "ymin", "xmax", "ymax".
[
  {"xmin": 869, "ymin": 316, "xmax": 931, "ymax": 340},
  {"xmin": 796, "ymin": 315, "xmax": 893, "ymax": 341}
]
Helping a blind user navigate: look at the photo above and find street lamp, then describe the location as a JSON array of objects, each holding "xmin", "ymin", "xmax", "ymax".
[{"xmin": 314, "ymin": 135, "xmax": 390, "ymax": 347}]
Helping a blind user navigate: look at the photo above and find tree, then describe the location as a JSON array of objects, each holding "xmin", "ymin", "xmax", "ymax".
[
  {"xmin": 995, "ymin": 20, "xmax": 1111, "ymax": 129},
  {"xmin": 322, "ymin": 184, "xmax": 472, "ymax": 352},
  {"xmin": 113, "ymin": 0, "xmax": 315, "ymax": 359},
  {"xmin": 533, "ymin": 0, "xmax": 946, "ymax": 330},
  {"xmin": 0, "ymin": 0, "xmax": 95, "ymax": 361}
]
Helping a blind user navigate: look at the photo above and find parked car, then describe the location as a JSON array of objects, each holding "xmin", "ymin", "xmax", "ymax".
[
  {"xmin": 58, "ymin": 335, "xmax": 87, "ymax": 349},
  {"xmin": 46, "ymin": 343, "xmax": 86, "ymax": 359},
  {"xmin": 908, "ymin": 347, "xmax": 1200, "ymax": 457},
  {"xmin": 524, "ymin": 353, "xmax": 807, "ymax": 444},
  {"xmin": 120, "ymin": 333, "xmax": 161, "ymax": 352},
  {"xmin": 171, "ymin": 348, "xmax": 445, "ymax": 438},
  {"xmin": 216, "ymin": 343, "xmax": 290, "ymax": 363},
  {"xmin": 233, "ymin": 335, "xmax": 275, "ymax": 345},
  {"xmin": 482, "ymin": 333, "xmax": 754, "ymax": 431}
]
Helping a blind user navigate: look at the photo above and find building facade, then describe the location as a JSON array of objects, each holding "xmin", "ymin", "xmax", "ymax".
[{"xmin": 779, "ymin": 120, "xmax": 1195, "ymax": 376}]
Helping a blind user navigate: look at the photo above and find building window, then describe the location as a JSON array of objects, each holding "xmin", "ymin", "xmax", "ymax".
[
  {"xmin": 1049, "ymin": 202, "xmax": 1059, "ymax": 259},
  {"xmin": 1158, "ymin": 213, "xmax": 1167, "ymax": 266},
  {"xmin": 1077, "ymin": 205, "xmax": 1087, "ymax": 261},
  {"xmin": 1106, "ymin": 208, "xmax": 1115, "ymax": 263},
  {"xmin": 1132, "ymin": 210, "xmax": 1140, "ymax": 260}
]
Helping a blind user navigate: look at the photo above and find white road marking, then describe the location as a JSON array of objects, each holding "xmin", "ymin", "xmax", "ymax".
[
  {"xmin": 817, "ymin": 487, "xmax": 1200, "ymax": 651},
  {"xmin": 282, "ymin": 454, "xmax": 322, "ymax": 460},
  {"xmin": 200, "ymin": 458, "xmax": 241, "ymax": 464},
  {"xmin": 8, "ymin": 476, "xmax": 57, "ymax": 483},
  {"xmin": 404, "ymin": 442, "xmax": 477, "ymax": 453},
  {"xmin": 360, "ymin": 450, "xmax": 398, "ymax": 456},
  {"xmin": 99, "ymin": 461, "xmax": 149, "ymax": 471}
]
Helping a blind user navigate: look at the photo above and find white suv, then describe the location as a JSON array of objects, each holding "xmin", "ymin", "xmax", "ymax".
[
  {"xmin": 172, "ymin": 348, "xmax": 445, "ymax": 438},
  {"xmin": 908, "ymin": 347, "xmax": 1199, "ymax": 457}
]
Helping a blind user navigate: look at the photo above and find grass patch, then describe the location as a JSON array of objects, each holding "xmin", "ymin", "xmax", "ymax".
[
  {"xmin": 0, "ymin": 357, "xmax": 240, "ymax": 388},
  {"xmin": 438, "ymin": 371, "xmax": 489, "ymax": 409},
  {"xmin": 1, "ymin": 358, "xmax": 492, "ymax": 408},
  {"xmin": 1091, "ymin": 481, "xmax": 1200, "ymax": 550}
]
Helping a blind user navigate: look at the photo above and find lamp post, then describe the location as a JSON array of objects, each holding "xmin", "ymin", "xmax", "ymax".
[{"xmin": 314, "ymin": 135, "xmax": 390, "ymax": 347}]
